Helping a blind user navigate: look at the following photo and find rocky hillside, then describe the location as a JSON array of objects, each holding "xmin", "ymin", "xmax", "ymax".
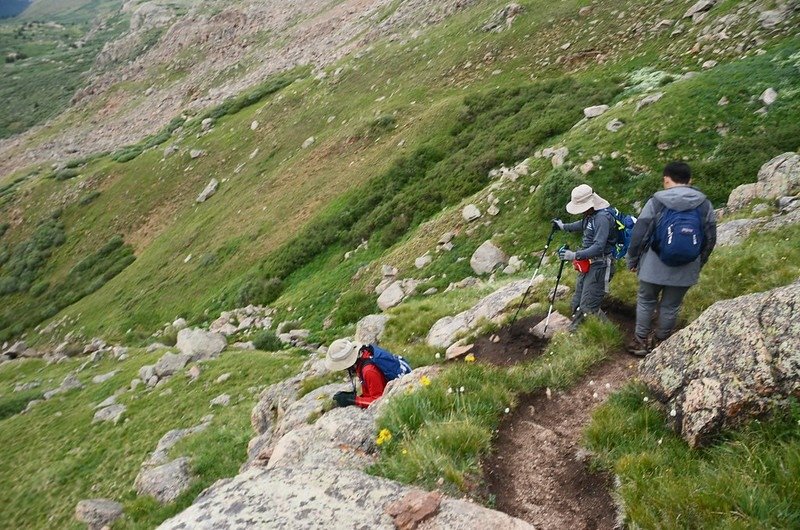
[{"xmin": 0, "ymin": 0, "xmax": 799, "ymax": 528}]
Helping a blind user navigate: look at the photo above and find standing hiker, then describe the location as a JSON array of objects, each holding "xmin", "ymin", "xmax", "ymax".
[
  {"xmin": 552, "ymin": 184, "xmax": 617, "ymax": 330},
  {"xmin": 625, "ymin": 161, "xmax": 717, "ymax": 355},
  {"xmin": 326, "ymin": 339, "xmax": 412, "ymax": 408}
]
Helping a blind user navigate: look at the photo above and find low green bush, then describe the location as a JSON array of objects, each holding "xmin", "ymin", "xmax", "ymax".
[
  {"xmin": 235, "ymin": 277, "xmax": 283, "ymax": 306},
  {"xmin": 331, "ymin": 291, "xmax": 377, "ymax": 327},
  {"xmin": 252, "ymin": 330, "xmax": 283, "ymax": 352}
]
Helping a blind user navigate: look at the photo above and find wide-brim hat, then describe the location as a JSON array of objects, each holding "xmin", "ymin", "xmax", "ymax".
[
  {"xmin": 326, "ymin": 338, "xmax": 360, "ymax": 371},
  {"xmin": 566, "ymin": 184, "xmax": 610, "ymax": 215}
]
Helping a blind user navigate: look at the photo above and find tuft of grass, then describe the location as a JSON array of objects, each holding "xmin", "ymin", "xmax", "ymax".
[
  {"xmin": 252, "ymin": 330, "xmax": 283, "ymax": 352},
  {"xmin": 331, "ymin": 291, "xmax": 378, "ymax": 327},
  {"xmin": 370, "ymin": 317, "xmax": 621, "ymax": 494},
  {"xmin": 586, "ymin": 384, "xmax": 800, "ymax": 529}
]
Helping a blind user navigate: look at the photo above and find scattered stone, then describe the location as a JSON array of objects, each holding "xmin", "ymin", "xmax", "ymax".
[
  {"xmin": 550, "ymin": 147, "xmax": 569, "ymax": 168},
  {"xmin": 377, "ymin": 279, "xmax": 418, "ymax": 311},
  {"xmin": 579, "ymin": 161, "xmax": 595, "ymax": 175},
  {"xmin": 210, "ymin": 394, "xmax": 231, "ymax": 407},
  {"xmin": 355, "ymin": 314, "xmax": 390, "ymax": 344},
  {"xmin": 250, "ymin": 121, "xmax": 259, "ymax": 131},
  {"xmin": 95, "ymin": 395, "xmax": 117, "ymax": 409},
  {"xmin": 759, "ymin": 9, "xmax": 788, "ymax": 29},
  {"xmin": 640, "ymin": 282, "xmax": 800, "ymax": 447},
  {"xmin": 75, "ymin": 498, "xmax": 123, "ymax": 530},
  {"xmin": 301, "ymin": 137, "xmax": 315, "ymax": 149},
  {"xmin": 93, "ymin": 403, "xmax": 126, "ymax": 424},
  {"xmin": 487, "ymin": 204, "xmax": 500, "ymax": 216},
  {"xmin": 154, "ymin": 353, "xmax": 192, "ymax": 378},
  {"xmin": 445, "ymin": 342, "xmax": 474, "ymax": 361},
  {"xmin": 583, "ymin": 105, "xmax": 609, "ymax": 118},
  {"xmin": 462, "ymin": 204, "xmax": 482, "ymax": 222},
  {"xmin": 684, "ymin": 0, "xmax": 717, "ymax": 21},
  {"xmin": 44, "ymin": 373, "xmax": 83, "ymax": 399},
  {"xmin": 187, "ymin": 365, "xmax": 201, "ymax": 381},
  {"xmin": 503, "ymin": 255, "xmax": 523, "ymax": 275},
  {"xmin": 530, "ymin": 312, "xmax": 571, "ymax": 339},
  {"xmin": 112, "ymin": 346, "xmax": 129, "ymax": 359},
  {"xmin": 470, "ymin": 240, "xmax": 508, "ymax": 275},
  {"xmin": 606, "ymin": 119, "xmax": 624, "ymax": 132},
  {"xmin": 415, "ymin": 253, "xmax": 432, "ymax": 269},
  {"xmin": 131, "ymin": 378, "xmax": 142, "ymax": 391},
  {"xmin": 189, "ymin": 149, "xmax": 205, "ymax": 159},
  {"xmin": 726, "ymin": 152, "xmax": 800, "ymax": 211},
  {"xmin": 146, "ymin": 343, "xmax": 168, "ymax": 354},
  {"xmin": 196, "ymin": 178, "xmax": 219, "ymax": 203},
  {"xmin": 760, "ymin": 88, "xmax": 778, "ymax": 106},
  {"xmin": 438, "ymin": 232, "xmax": 455, "ymax": 246},
  {"xmin": 718, "ymin": 96, "xmax": 729, "ymax": 106},
  {"xmin": 92, "ymin": 370, "xmax": 118, "ymax": 384},
  {"xmin": 3, "ymin": 340, "xmax": 27, "ymax": 358},
  {"xmin": 216, "ymin": 373, "xmax": 231, "ymax": 384},
  {"xmin": 481, "ymin": 3, "xmax": 523, "ymax": 32},
  {"xmin": 423, "ymin": 288, "xmax": 438, "ymax": 296},
  {"xmin": 201, "ymin": 118, "xmax": 214, "ymax": 131},
  {"xmin": 176, "ymin": 328, "xmax": 227, "ymax": 360},
  {"xmin": 636, "ymin": 92, "xmax": 664, "ymax": 112},
  {"xmin": 172, "ymin": 318, "xmax": 188, "ymax": 331},
  {"xmin": 702, "ymin": 60, "xmax": 718, "ymax": 69},
  {"xmin": 163, "ymin": 145, "xmax": 179, "ymax": 158},
  {"xmin": 135, "ymin": 457, "xmax": 193, "ymax": 504},
  {"xmin": 14, "ymin": 380, "xmax": 40, "ymax": 392}
]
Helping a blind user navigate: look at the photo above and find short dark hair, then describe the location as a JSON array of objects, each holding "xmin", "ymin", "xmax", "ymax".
[{"xmin": 663, "ymin": 161, "xmax": 692, "ymax": 184}]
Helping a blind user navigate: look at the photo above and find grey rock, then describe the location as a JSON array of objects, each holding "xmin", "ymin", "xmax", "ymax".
[
  {"xmin": 414, "ymin": 253, "xmax": 432, "ymax": 269},
  {"xmin": 438, "ymin": 232, "xmax": 456, "ymax": 245},
  {"xmin": 428, "ymin": 278, "xmax": 537, "ymax": 348},
  {"xmin": 210, "ymin": 393, "xmax": 231, "ymax": 407},
  {"xmin": 144, "ymin": 417, "xmax": 212, "ymax": 467},
  {"xmin": 759, "ymin": 9, "xmax": 788, "ymax": 29},
  {"xmin": 530, "ymin": 312, "xmax": 571, "ymax": 339},
  {"xmin": 155, "ymin": 465, "xmax": 532, "ymax": 530},
  {"xmin": 14, "ymin": 380, "xmax": 40, "ymax": 392},
  {"xmin": 216, "ymin": 373, "xmax": 231, "ymax": 384},
  {"xmin": 176, "ymin": 328, "xmax": 227, "ymax": 360},
  {"xmin": 760, "ymin": 87, "xmax": 778, "ymax": 106},
  {"xmin": 196, "ymin": 178, "xmax": 219, "ymax": 203},
  {"xmin": 355, "ymin": 314, "xmax": 390, "ymax": 345},
  {"xmin": 377, "ymin": 279, "xmax": 418, "ymax": 311},
  {"xmin": 640, "ymin": 282, "xmax": 800, "ymax": 447},
  {"xmin": 3, "ymin": 340, "xmax": 27, "ymax": 358},
  {"xmin": 139, "ymin": 364, "xmax": 156, "ymax": 382},
  {"xmin": 470, "ymin": 240, "xmax": 508, "ymax": 275},
  {"xmin": 163, "ymin": 145, "xmax": 179, "ymax": 158},
  {"xmin": 135, "ymin": 457, "xmax": 193, "ymax": 504},
  {"xmin": 75, "ymin": 498, "xmax": 123, "ymax": 530},
  {"xmin": 95, "ymin": 395, "xmax": 117, "ymax": 409},
  {"xmin": 44, "ymin": 373, "xmax": 83, "ymax": 399},
  {"xmin": 189, "ymin": 149, "xmax": 205, "ymax": 159},
  {"xmin": 583, "ymin": 105, "xmax": 609, "ymax": 118},
  {"xmin": 727, "ymin": 152, "xmax": 800, "ymax": 211},
  {"xmin": 606, "ymin": 119, "xmax": 624, "ymax": 132},
  {"xmin": 146, "ymin": 343, "xmax": 168, "ymax": 354},
  {"xmin": 154, "ymin": 353, "xmax": 191, "ymax": 378},
  {"xmin": 93, "ymin": 403, "xmax": 126, "ymax": 424},
  {"xmin": 636, "ymin": 92, "xmax": 664, "ymax": 112},
  {"xmin": 684, "ymin": 0, "xmax": 717, "ymax": 20},
  {"xmin": 232, "ymin": 341, "xmax": 256, "ymax": 350},
  {"xmin": 462, "ymin": 204, "xmax": 482, "ymax": 222},
  {"xmin": 481, "ymin": 3, "xmax": 524, "ymax": 32},
  {"xmin": 172, "ymin": 318, "xmax": 188, "ymax": 331},
  {"xmin": 716, "ymin": 219, "xmax": 763, "ymax": 247},
  {"xmin": 112, "ymin": 346, "xmax": 128, "ymax": 359},
  {"xmin": 92, "ymin": 370, "xmax": 118, "ymax": 384},
  {"xmin": 201, "ymin": 118, "xmax": 214, "ymax": 131},
  {"xmin": 301, "ymin": 137, "xmax": 315, "ymax": 149},
  {"xmin": 550, "ymin": 146, "xmax": 569, "ymax": 168}
]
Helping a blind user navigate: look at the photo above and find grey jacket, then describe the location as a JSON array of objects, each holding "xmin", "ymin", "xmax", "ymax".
[
  {"xmin": 627, "ymin": 186, "xmax": 717, "ymax": 287},
  {"xmin": 564, "ymin": 209, "xmax": 616, "ymax": 262}
]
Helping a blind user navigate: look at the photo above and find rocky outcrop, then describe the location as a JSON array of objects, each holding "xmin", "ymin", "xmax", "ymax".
[
  {"xmin": 355, "ymin": 314, "xmax": 390, "ymax": 344},
  {"xmin": 427, "ymin": 279, "xmax": 537, "ymax": 348},
  {"xmin": 727, "ymin": 152, "xmax": 800, "ymax": 211},
  {"xmin": 135, "ymin": 457, "xmax": 193, "ymax": 504},
  {"xmin": 154, "ymin": 352, "xmax": 191, "ymax": 378},
  {"xmin": 43, "ymin": 373, "xmax": 83, "ymax": 400},
  {"xmin": 156, "ymin": 464, "xmax": 532, "ymax": 530},
  {"xmin": 377, "ymin": 279, "xmax": 419, "ymax": 311},
  {"xmin": 75, "ymin": 498, "xmax": 123, "ymax": 530},
  {"xmin": 640, "ymin": 282, "xmax": 800, "ymax": 447},
  {"xmin": 176, "ymin": 328, "xmax": 226, "ymax": 360},
  {"xmin": 93, "ymin": 403, "xmax": 126, "ymax": 424}
]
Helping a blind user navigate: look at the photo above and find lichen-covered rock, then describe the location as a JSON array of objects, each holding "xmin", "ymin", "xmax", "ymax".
[
  {"xmin": 355, "ymin": 314, "xmax": 390, "ymax": 344},
  {"xmin": 154, "ymin": 353, "xmax": 191, "ymax": 378},
  {"xmin": 470, "ymin": 240, "xmax": 508, "ymax": 275},
  {"xmin": 727, "ymin": 152, "xmax": 800, "ymax": 211},
  {"xmin": 135, "ymin": 457, "xmax": 193, "ymax": 504},
  {"xmin": 640, "ymin": 282, "xmax": 800, "ymax": 447},
  {"xmin": 93, "ymin": 403, "xmax": 126, "ymax": 424},
  {"xmin": 155, "ymin": 465, "xmax": 533, "ymax": 530}
]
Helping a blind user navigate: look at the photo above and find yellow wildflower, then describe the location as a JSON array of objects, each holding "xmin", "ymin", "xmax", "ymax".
[
  {"xmin": 376, "ymin": 428, "xmax": 393, "ymax": 446},
  {"xmin": 464, "ymin": 353, "xmax": 476, "ymax": 363},
  {"xmin": 420, "ymin": 375, "xmax": 431, "ymax": 387}
]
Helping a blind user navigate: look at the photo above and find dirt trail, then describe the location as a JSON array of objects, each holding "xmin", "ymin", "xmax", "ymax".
[{"xmin": 482, "ymin": 308, "xmax": 638, "ymax": 529}]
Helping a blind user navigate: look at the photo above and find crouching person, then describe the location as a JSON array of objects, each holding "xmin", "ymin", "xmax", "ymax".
[
  {"xmin": 552, "ymin": 184, "xmax": 617, "ymax": 330},
  {"xmin": 326, "ymin": 339, "xmax": 412, "ymax": 408}
]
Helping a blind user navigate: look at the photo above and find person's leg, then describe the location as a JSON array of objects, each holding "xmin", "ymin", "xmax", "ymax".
[
  {"xmin": 571, "ymin": 272, "xmax": 585, "ymax": 316},
  {"xmin": 635, "ymin": 281, "xmax": 662, "ymax": 340},
  {"xmin": 655, "ymin": 285, "xmax": 690, "ymax": 340},
  {"xmin": 579, "ymin": 263, "xmax": 607, "ymax": 315}
]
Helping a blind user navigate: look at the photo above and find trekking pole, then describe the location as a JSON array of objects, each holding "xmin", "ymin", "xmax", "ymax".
[
  {"xmin": 509, "ymin": 225, "xmax": 558, "ymax": 327},
  {"xmin": 543, "ymin": 245, "xmax": 569, "ymax": 335}
]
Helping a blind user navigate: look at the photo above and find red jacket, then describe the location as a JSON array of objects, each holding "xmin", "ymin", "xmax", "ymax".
[{"xmin": 354, "ymin": 348, "xmax": 387, "ymax": 408}]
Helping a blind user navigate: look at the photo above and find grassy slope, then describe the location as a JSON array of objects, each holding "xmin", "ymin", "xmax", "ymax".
[{"xmin": 0, "ymin": 348, "xmax": 306, "ymax": 529}]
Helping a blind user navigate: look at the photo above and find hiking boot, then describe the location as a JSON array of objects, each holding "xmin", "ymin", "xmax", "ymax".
[{"xmin": 626, "ymin": 335, "xmax": 650, "ymax": 357}]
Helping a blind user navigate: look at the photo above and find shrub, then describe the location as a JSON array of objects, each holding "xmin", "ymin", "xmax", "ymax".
[
  {"xmin": 54, "ymin": 168, "xmax": 79, "ymax": 181},
  {"xmin": 78, "ymin": 191, "xmax": 100, "ymax": 206},
  {"xmin": 331, "ymin": 291, "xmax": 378, "ymax": 327},
  {"xmin": 235, "ymin": 277, "xmax": 284, "ymax": 306},
  {"xmin": 536, "ymin": 168, "xmax": 582, "ymax": 221},
  {"xmin": 161, "ymin": 325, "xmax": 178, "ymax": 347},
  {"xmin": 252, "ymin": 330, "xmax": 283, "ymax": 352}
]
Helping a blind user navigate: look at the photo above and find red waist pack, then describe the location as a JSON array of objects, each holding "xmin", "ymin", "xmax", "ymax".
[{"xmin": 573, "ymin": 259, "xmax": 591, "ymax": 273}]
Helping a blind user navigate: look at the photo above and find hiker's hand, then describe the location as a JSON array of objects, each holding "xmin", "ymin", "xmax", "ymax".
[
  {"xmin": 552, "ymin": 218, "xmax": 565, "ymax": 231},
  {"xmin": 333, "ymin": 391, "xmax": 356, "ymax": 408},
  {"xmin": 558, "ymin": 248, "xmax": 576, "ymax": 261}
]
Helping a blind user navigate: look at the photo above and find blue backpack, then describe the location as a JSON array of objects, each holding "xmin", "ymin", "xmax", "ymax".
[
  {"xmin": 366, "ymin": 345, "xmax": 412, "ymax": 381},
  {"xmin": 605, "ymin": 207, "xmax": 637, "ymax": 259},
  {"xmin": 652, "ymin": 201, "xmax": 706, "ymax": 266}
]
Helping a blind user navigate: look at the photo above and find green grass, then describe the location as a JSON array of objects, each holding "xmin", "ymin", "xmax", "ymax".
[
  {"xmin": 369, "ymin": 317, "xmax": 622, "ymax": 494},
  {"xmin": 586, "ymin": 384, "xmax": 800, "ymax": 529},
  {"xmin": 0, "ymin": 348, "xmax": 304, "ymax": 529}
]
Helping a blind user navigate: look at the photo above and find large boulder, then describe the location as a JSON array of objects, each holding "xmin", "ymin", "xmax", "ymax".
[
  {"xmin": 377, "ymin": 279, "xmax": 418, "ymax": 311},
  {"xmin": 176, "ymin": 328, "xmax": 226, "ymax": 360},
  {"xmin": 75, "ymin": 498, "xmax": 123, "ymax": 530},
  {"xmin": 355, "ymin": 314, "xmax": 390, "ymax": 344},
  {"xmin": 640, "ymin": 282, "xmax": 800, "ymax": 447},
  {"xmin": 470, "ymin": 240, "xmax": 508, "ymax": 275},
  {"xmin": 155, "ymin": 466, "xmax": 533, "ymax": 530},
  {"xmin": 427, "ymin": 279, "xmax": 537, "ymax": 348},
  {"xmin": 727, "ymin": 152, "xmax": 800, "ymax": 211},
  {"xmin": 93, "ymin": 404, "xmax": 126, "ymax": 424},
  {"xmin": 135, "ymin": 457, "xmax": 193, "ymax": 504}
]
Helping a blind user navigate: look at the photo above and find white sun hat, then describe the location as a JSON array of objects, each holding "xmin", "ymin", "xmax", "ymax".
[
  {"xmin": 566, "ymin": 184, "xmax": 610, "ymax": 215},
  {"xmin": 325, "ymin": 338, "xmax": 361, "ymax": 371}
]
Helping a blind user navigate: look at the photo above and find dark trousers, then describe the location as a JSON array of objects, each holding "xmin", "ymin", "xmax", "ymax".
[
  {"xmin": 635, "ymin": 281, "xmax": 690, "ymax": 340},
  {"xmin": 571, "ymin": 260, "xmax": 614, "ymax": 323}
]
